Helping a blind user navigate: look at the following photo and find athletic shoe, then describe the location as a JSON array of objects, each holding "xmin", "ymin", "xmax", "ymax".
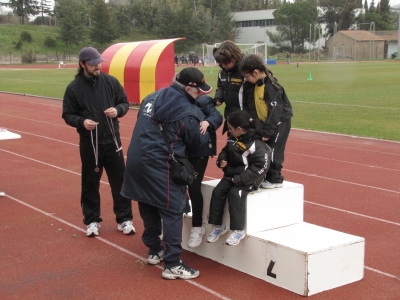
[
  {"xmin": 188, "ymin": 226, "xmax": 205, "ymax": 248},
  {"xmin": 86, "ymin": 222, "xmax": 100, "ymax": 237},
  {"xmin": 260, "ymin": 180, "xmax": 283, "ymax": 189},
  {"xmin": 183, "ymin": 200, "xmax": 193, "ymax": 219},
  {"xmin": 162, "ymin": 260, "xmax": 200, "ymax": 280},
  {"xmin": 206, "ymin": 224, "xmax": 228, "ymax": 243},
  {"xmin": 118, "ymin": 221, "xmax": 136, "ymax": 235},
  {"xmin": 225, "ymin": 230, "xmax": 245, "ymax": 246},
  {"xmin": 148, "ymin": 249, "xmax": 164, "ymax": 265}
]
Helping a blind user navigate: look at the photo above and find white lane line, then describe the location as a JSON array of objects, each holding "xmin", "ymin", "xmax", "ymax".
[
  {"xmin": 304, "ymin": 201, "xmax": 400, "ymax": 227},
  {"xmin": 203, "ymin": 175, "xmax": 400, "ymax": 227},
  {"xmin": 364, "ymin": 267, "xmax": 400, "ymax": 280},
  {"xmin": 286, "ymin": 169, "xmax": 400, "ymax": 194},
  {"xmin": 3, "ymin": 194, "xmax": 231, "ymax": 300},
  {"xmin": 1, "ymin": 153, "xmax": 399, "ymax": 282},
  {"xmin": 286, "ymin": 152, "xmax": 400, "ymax": 173},
  {"xmin": 0, "ymin": 112, "xmax": 134, "ymax": 133},
  {"xmin": 290, "ymin": 100, "xmax": 400, "ymax": 111}
]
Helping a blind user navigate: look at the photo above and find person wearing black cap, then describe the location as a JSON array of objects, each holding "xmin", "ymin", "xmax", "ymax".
[
  {"xmin": 122, "ymin": 67, "xmax": 212, "ymax": 280},
  {"xmin": 62, "ymin": 46, "xmax": 135, "ymax": 237}
]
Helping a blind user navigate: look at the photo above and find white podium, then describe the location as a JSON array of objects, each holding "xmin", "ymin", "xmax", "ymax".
[
  {"xmin": 182, "ymin": 180, "xmax": 365, "ymax": 296},
  {"xmin": 0, "ymin": 128, "xmax": 21, "ymax": 196}
]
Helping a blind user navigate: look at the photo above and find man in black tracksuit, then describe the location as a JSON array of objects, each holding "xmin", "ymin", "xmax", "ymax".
[{"xmin": 62, "ymin": 47, "xmax": 134, "ymax": 237}]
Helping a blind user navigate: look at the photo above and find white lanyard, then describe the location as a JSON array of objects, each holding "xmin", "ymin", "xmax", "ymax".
[
  {"xmin": 90, "ymin": 124, "xmax": 99, "ymax": 172},
  {"xmin": 106, "ymin": 115, "xmax": 122, "ymax": 153}
]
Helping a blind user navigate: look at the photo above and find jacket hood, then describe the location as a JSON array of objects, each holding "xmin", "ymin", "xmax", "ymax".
[{"xmin": 152, "ymin": 83, "xmax": 197, "ymax": 124}]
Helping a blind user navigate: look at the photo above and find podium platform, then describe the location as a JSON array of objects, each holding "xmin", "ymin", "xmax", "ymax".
[{"xmin": 182, "ymin": 180, "xmax": 365, "ymax": 296}]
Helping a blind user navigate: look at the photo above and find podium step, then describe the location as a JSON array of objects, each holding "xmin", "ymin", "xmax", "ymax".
[
  {"xmin": 182, "ymin": 180, "xmax": 365, "ymax": 296},
  {"xmin": 199, "ymin": 180, "xmax": 304, "ymax": 234}
]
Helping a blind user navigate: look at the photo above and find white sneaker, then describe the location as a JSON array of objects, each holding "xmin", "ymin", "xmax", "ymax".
[
  {"xmin": 183, "ymin": 200, "xmax": 193, "ymax": 218},
  {"xmin": 148, "ymin": 249, "xmax": 164, "ymax": 265},
  {"xmin": 225, "ymin": 230, "xmax": 245, "ymax": 246},
  {"xmin": 118, "ymin": 221, "xmax": 136, "ymax": 235},
  {"xmin": 206, "ymin": 224, "xmax": 228, "ymax": 243},
  {"xmin": 188, "ymin": 226, "xmax": 205, "ymax": 248},
  {"xmin": 162, "ymin": 260, "xmax": 200, "ymax": 280},
  {"xmin": 260, "ymin": 180, "xmax": 283, "ymax": 189},
  {"xmin": 86, "ymin": 222, "xmax": 100, "ymax": 237}
]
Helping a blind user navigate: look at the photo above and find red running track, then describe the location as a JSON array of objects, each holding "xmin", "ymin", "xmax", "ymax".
[{"xmin": 0, "ymin": 93, "xmax": 399, "ymax": 299}]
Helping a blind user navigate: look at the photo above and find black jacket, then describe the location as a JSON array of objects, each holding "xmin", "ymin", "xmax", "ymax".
[
  {"xmin": 217, "ymin": 129, "xmax": 271, "ymax": 188},
  {"xmin": 189, "ymin": 95, "xmax": 223, "ymax": 158},
  {"xmin": 244, "ymin": 76, "xmax": 293, "ymax": 139},
  {"xmin": 214, "ymin": 63, "xmax": 254, "ymax": 132},
  {"xmin": 62, "ymin": 72, "xmax": 129, "ymax": 144},
  {"xmin": 122, "ymin": 84, "xmax": 207, "ymax": 213}
]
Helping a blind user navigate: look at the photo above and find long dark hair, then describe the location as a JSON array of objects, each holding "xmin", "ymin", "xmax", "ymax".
[
  {"xmin": 227, "ymin": 110, "xmax": 263, "ymax": 137},
  {"xmin": 213, "ymin": 40, "xmax": 243, "ymax": 65},
  {"xmin": 238, "ymin": 54, "xmax": 275, "ymax": 77},
  {"xmin": 75, "ymin": 63, "xmax": 84, "ymax": 78}
]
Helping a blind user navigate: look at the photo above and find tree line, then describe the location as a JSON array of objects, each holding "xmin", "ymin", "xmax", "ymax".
[{"xmin": 1, "ymin": 0, "xmax": 398, "ymax": 54}]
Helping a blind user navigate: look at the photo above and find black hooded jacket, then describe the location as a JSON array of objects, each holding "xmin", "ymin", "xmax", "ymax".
[{"xmin": 62, "ymin": 72, "xmax": 129, "ymax": 144}]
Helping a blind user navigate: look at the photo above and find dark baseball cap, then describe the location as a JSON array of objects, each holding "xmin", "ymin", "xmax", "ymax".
[
  {"xmin": 176, "ymin": 67, "xmax": 212, "ymax": 94},
  {"xmin": 79, "ymin": 47, "xmax": 106, "ymax": 65}
]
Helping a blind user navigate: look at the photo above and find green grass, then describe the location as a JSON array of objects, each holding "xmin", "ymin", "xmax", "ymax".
[{"xmin": 0, "ymin": 61, "xmax": 399, "ymax": 141}]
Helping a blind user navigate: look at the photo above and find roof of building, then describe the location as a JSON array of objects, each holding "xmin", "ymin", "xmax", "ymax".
[{"xmin": 340, "ymin": 30, "xmax": 398, "ymax": 41}]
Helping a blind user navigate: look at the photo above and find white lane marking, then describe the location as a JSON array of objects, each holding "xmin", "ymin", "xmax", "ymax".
[
  {"xmin": 290, "ymin": 100, "xmax": 400, "ymax": 111},
  {"xmin": 286, "ymin": 152, "xmax": 400, "ymax": 173},
  {"xmin": 3, "ymin": 194, "xmax": 231, "ymax": 300},
  {"xmin": 286, "ymin": 169, "xmax": 400, "ymax": 194},
  {"xmin": 1, "ymin": 152, "xmax": 399, "ymax": 282},
  {"xmin": 304, "ymin": 201, "xmax": 400, "ymax": 227}
]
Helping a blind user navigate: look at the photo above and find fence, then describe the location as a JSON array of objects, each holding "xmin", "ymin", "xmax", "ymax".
[{"xmin": 0, "ymin": 49, "xmax": 79, "ymax": 65}]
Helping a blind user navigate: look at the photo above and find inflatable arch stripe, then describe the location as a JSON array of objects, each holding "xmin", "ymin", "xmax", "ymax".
[{"xmin": 102, "ymin": 38, "xmax": 184, "ymax": 105}]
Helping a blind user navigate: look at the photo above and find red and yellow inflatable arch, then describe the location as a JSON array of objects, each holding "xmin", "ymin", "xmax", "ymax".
[{"xmin": 101, "ymin": 38, "xmax": 184, "ymax": 105}]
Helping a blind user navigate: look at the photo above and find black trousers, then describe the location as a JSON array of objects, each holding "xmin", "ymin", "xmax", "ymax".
[
  {"xmin": 138, "ymin": 202, "xmax": 183, "ymax": 268},
  {"xmin": 79, "ymin": 141, "xmax": 132, "ymax": 225},
  {"xmin": 208, "ymin": 178, "xmax": 252, "ymax": 231},
  {"xmin": 188, "ymin": 156, "xmax": 209, "ymax": 227},
  {"xmin": 266, "ymin": 118, "xmax": 291, "ymax": 184}
]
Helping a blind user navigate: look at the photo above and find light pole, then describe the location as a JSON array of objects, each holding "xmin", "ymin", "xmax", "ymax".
[{"xmin": 309, "ymin": 24, "xmax": 311, "ymax": 62}]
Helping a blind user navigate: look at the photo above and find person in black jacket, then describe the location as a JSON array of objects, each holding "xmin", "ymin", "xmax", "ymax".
[
  {"xmin": 62, "ymin": 47, "xmax": 134, "ymax": 237},
  {"xmin": 213, "ymin": 40, "xmax": 253, "ymax": 134},
  {"xmin": 186, "ymin": 95, "xmax": 223, "ymax": 248},
  {"xmin": 206, "ymin": 110, "xmax": 271, "ymax": 246},
  {"xmin": 239, "ymin": 54, "xmax": 293, "ymax": 189},
  {"xmin": 122, "ymin": 67, "xmax": 213, "ymax": 280}
]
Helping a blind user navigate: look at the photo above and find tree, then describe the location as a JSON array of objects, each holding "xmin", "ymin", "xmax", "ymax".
[
  {"xmin": 38, "ymin": 0, "xmax": 51, "ymax": 25},
  {"xmin": 1, "ymin": 0, "xmax": 40, "ymax": 24},
  {"xmin": 90, "ymin": 0, "xmax": 118, "ymax": 50},
  {"xmin": 55, "ymin": 0, "xmax": 88, "ymax": 55},
  {"xmin": 369, "ymin": 0, "xmax": 376, "ymax": 13},
  {"xmin": 379, "ymin": 0, "xmax": 391, "ymax": 23},
  {"xmin": 200, "ymin": 0, "xmax": 238, "ymax": 43},
  {"xmin": 319, "ymin": 0, "xmax": 359, "ymax": 38},
  {"xmin": 268, "ymin": 1, "xmax": 318, "ymax": 52}
]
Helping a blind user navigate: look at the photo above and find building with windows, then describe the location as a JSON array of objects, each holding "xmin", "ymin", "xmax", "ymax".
[{"xmin": 234, "ymin": 10, "xmax": 277, "ymax": 45}]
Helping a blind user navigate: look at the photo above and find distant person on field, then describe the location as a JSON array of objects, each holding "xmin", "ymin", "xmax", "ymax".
[
  {"xmin": 213, "ymin": 40, "xmax": 253, "ymax": 134},
  {"xmin": 286, "ymin": 52, "xmax": 291, "ymax": 64},
  {"xmin": 239, "ymin": 54, "xmax": 293, "ymax": 189},
  {"xmin": 207, "ymin": 110, "xmax": 271, "ymax": 246},
  {"xmin": 186, "ymin": 95, "xmax": 223, "ymax": 248},
  {"xmin": 121, "ymin": 67, "xmax": 213, "ymax": 280},
  {"xmin": 62, "ymin": 46, "xmax": 135, "ymax": 237}
]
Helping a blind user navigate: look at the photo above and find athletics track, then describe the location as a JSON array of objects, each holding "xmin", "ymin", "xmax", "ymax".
[{"xmin": 0, "ymin": 89, "xmax": 399, "ymax": 299}]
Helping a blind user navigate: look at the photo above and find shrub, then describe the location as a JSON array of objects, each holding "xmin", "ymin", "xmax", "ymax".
[
  {"xmin": 44, "ymin": 36, "xmax": 56, "ymax": 48},
  {"xmin": 21, "ymin": 50, "xmax": 36, "ymax": 64},
  {"xmin": 20, "ymin": 31, "xmax": 33, "ymax": 43},
  {"xmin": 15, "ymin": 41, "xmax": 23, "ymax": 50}
]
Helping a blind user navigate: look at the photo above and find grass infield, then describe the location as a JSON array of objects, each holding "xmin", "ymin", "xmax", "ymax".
[{"xmin": 0, "ymin": 61, "xmax": 399, "ymax": 141}]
